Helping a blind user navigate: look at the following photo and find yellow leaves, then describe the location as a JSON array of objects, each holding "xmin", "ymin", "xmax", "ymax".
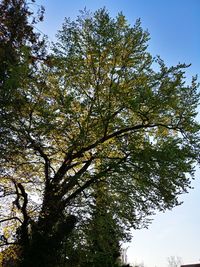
[
  {"xmin": 97, "ymin": 137, "xmax": 125, "ymax": 160},
  {"xmin": 155, "ymin": 124, "xmax": 179, "ymax": 140},
  {"xmin": 0, "ymin": 245, "xmax": 22, "ymax": 266},
  {"xmin": 3, "ymin": 227, "xmax": 10, "ymax": 240},
  {"xmin": 102, "ymin": 137, "xmax": 115, "ymax": 146},
  {"xmin": 3, "ymin": 220, "xmax": 19, "ymax": 241},
  {"xmin": 0, "ymin": 252, "xmax": 3, "ymax": 266},
  {"xmin": 155, "ymin": 127, "xmax": 170, "ymax": 139},
  {"xmin": 86, "ymin": 52, "xmax": 93, "ymax": 65}
]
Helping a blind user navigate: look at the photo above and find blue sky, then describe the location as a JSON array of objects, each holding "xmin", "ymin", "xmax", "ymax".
[{"xmin": 35, "ymin": 1, "xmax": 200, "ymax": 266}]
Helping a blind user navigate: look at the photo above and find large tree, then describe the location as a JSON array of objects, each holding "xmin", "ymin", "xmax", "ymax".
[{"xmin": 0, "ymin": 7, "xmax": 199, "ymax": 267}]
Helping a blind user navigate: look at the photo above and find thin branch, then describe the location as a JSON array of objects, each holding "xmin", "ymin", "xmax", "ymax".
[
  {"xmin": 0, "ymin": 242, "xmax": 18, "ymax": 247},
  {"xmin": 0, "ymin": 217, "xmax": 23, "ymax": 224},
  {"xmin": 30, "ymin": 139, "xmax": 50, "ymax": 183},
  {"xmin": 77, "ymin": 180, "xmax": 88, "ymax": 199}
]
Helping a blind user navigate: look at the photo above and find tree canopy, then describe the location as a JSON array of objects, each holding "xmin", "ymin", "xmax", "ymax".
[{"xmin": 0, "ymin": 5, "xmax": 199, "ymax": 267}]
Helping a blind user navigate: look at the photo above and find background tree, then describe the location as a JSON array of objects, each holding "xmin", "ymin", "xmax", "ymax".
[
  {"xmin": 167, "ymin": 256, "xmax": 182, "ymax": 267},
  {"xmin": 0, "ymin": 0, "xmax": 45, "ymax": 95},
  {"xmin": 84, "ymin": 181, "xmax": 122, "ymax": 267},
  {"xmin": 0, "ymin": 0, "xmax": 45, "ymax": 163},
  {"xmin": 0, "ymin": 7, "xmax": 199, "ymax": 267},
  {"xmin": 64, "ymin": 181, "xmax": 126, "ymax": 267},
  {"xmin": 0, "ymin": 0, "xmax": 46, "ymax": 264}
]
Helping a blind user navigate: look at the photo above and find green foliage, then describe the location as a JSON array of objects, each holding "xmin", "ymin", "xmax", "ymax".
[
  {"xmin": 84, "ymin": 183, "xmax": 122, "ymax": 267},
  {"xmin": 65, "ymin": 181, "xmax": 125, "ymax": 267},
  {"xmin": 0, "ymin": 6, "xmax": 199, "ymax": 267}
]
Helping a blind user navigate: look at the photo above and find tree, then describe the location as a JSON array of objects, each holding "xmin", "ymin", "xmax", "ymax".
[
  {"xmin": 0, "ymin": 7, "xmax": 199, "ymax": 267},
  {"xmin": 0, "ymin": 0, "xmax": 46, "ymax": 265},
  {"xmin": 167, "ymin": 256, "xmax": 182, "ymax": 267},
  {"xmin": 65, "ymin": 181, "xmax": 125, "ymax": 267},
  {"xmin": 0, "ymin": 0, "xmax": 46, "ymax": 168},
  {"xmin": 84, "ymin": 182, "xmax": 122, "ymax": 267},
  {"xmin": 0, "ymin": 0, "xmax": 45, "ymax": 94}
]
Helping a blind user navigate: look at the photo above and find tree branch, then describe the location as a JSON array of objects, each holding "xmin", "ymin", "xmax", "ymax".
[
  {"xmin": 71, "ymin": 122, "xmax": 178, "ymax": 160},
  {"xmin": 62, "ymin": 154, "xmax": 128, "ymax": 206},
  {"xmin": 12, "ymin": 180, "xmax": 30, "ymax": 241},
  {"xmin": 17, "ymin": 183, "xmax": 29, "ymax": 224},
  {"xmin": 62, "ymin": 168, "xmax": 110, "ymax": 206},
  {"xmin": 0, "ymin": 217, "xmax": 23, "ymax": 224},
  {"xmin": 0, "ymin": 241, "xmax": 18, "ymax": 247},
  {"xmin": 60, "ymin": 156, "xmax": 94, "ymax": 196},
  {"xmin": 26, "ymin": 134, "xmax": 51, "ymax": 184},
  {"xmin": 50, "ymin": 116, "xmax": 175, "ymax": 190}
]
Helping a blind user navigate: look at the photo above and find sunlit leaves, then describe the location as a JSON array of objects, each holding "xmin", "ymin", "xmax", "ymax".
[{"xmin": 0, "ymin": 6, "xmax": 199, "ymax": 266}]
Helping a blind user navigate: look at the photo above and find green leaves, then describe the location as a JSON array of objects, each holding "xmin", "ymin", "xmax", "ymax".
[
  {"xmin": 0, "ymin": 6, "xmax": 200, "ymax": 266},
  {"xmin": 41, "ymin": 7, "xmax": 200, "ymax": 237}
]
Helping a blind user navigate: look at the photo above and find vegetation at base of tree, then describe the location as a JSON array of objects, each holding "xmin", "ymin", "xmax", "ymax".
[{"xmin": 0, "ymin": 1, "xmax": 200, "ymax": 266}]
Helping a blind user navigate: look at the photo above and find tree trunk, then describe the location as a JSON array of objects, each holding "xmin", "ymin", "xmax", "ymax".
[{"xmin": 19, "ymin": 202, "xmax": 77, "ymax": 267}]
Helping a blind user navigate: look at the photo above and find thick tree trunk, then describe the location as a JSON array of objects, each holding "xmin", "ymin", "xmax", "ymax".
[{"xmin": 18, "ymin": 195, "xmax": 77, "ymax": 267}]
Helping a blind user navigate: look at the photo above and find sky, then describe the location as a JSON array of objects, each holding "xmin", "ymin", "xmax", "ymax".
[{"xmin": 34, "ymin": 1, "xmax": 200, "ymax": 267}]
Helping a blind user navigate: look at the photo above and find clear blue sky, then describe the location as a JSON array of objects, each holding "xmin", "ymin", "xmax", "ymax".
[{"xmin": 35, "ymin": 1, "xmax": 200, "ymax": 266}]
